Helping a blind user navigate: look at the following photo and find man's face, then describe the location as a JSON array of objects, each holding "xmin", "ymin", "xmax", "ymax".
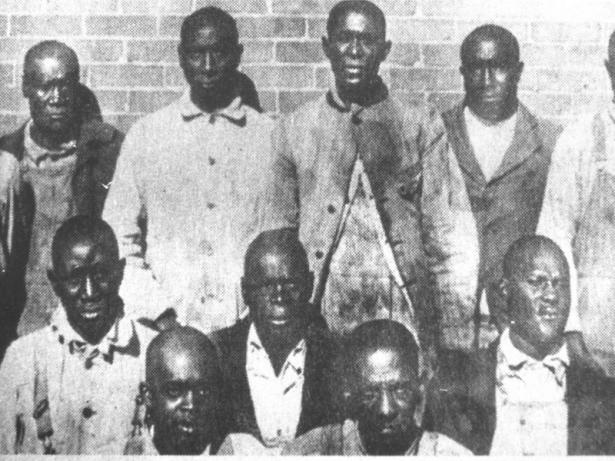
[
  {"xmin": 243, "ymin": 250, "xmax": 313, "ymax": 344},
  {"xmin": 49, "ymin": 237, "xmax": 124, "ymax": 344},
  {"xmin": 150, "ymin": 351, "xmax": 219, "ymax": 455},
  {"xmin": 460, "ymin": 36, "xmax": 523, "ymax": 123},
  {"xmin": 323, "ymin": 10, "xmax": 391, "ymax": 96},
  {"xmin": 179, "ymin": 23, "xmax": 242, "ymax": 96},
  {"xmin": 354, "ymin": 348, "xmax": 422, "ymax": 455},
  {"xmin": 506, "ymin": 249, "xmax": 570, "ymax": 351},
  {"xmin": 24, "ymin": 56, "xmax": 79, "ymax": 136}
]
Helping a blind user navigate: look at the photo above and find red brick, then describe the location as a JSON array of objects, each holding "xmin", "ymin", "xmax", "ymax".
[
  {"xmin": 194, "ymin": 0, "xmax": 269, "ymax": 14},
  {"xmin": 457, "ymin": 21, "xmax": 528, "ymax": 42},
  {"xmin": 531, "ymin": 22, "xmax": 601, "ymax": 44},
  {"xmin": 0, "ymin": 64, "xmax": 14, "ymax": 85},
  {"xmin": 243, "ymin": 65, "xmax": 314, "ymax": 89},
  {"xmin": 307, "ymin": 18, "xmax": 326, "ymax": 39},
  {"xmin": 128, "ymin": 90, "xmax": 182, "ymax": 113},
  {"xmin": 112, "ymin": 113, "xmax": 142, "ymax": 133},
  {"xmin": 164, "ymin": 66, "xmax": 185, "ymax": 87},
  {"xmin": 279, "ymin": 90, "xmax": 321, "ymax": 113},
  {"xmin": 388, "ymin": 19, "xmax": 455, "ymax": 43},
  {"xmin": 75, "ymin": 40, "xmax": 124, "ymax": 63},
  {"xmin": 421, "ymin": 0, "xmax": 457, "ymax": 17},
  {"xmin": 159, "ymin": 16, "xmax": 184, "ymax": 38},
  {"xmin": 276, "ymin": 41, "xmax": 324, "ymax": 63},
  {"xmin": 90, "ymin": 64, "xmax": 165, "ymax": 88},
  {"xmin": 427, "ymin": 91, "xmax": 463, "ymax": 112},
  {"xmin": 390, "ymin": 68, "xmax": 460, "ymax": 92},
  {"xmin": 521, "ymin": 92, "xmax": 573, "ymax": 118},
  {"xmin": 572, "ymin": 92, "xmax": 611, "ymax": 117},
  {"xmin": 422, "ymin": 44, "xmax": 459, "ymax": 68},
  {"xmin": 0, "ymin": 114, "xmax": 20, "ymax": 134},
  {"xmin": 315, "ymin": 65, "xmax": 331, "ymax": 88},
  {"xmin": 86, "ymin": 16, "xmax": 156, "ymax": 37},
  {"xmin": 0, "ymin": 87, "xmax": 27, "ymax": 111},
  {"xmin": 11, "ymin": 16, "xmax": 82, "ymax": 36},
  {"xmin": 388, "ymin": 43, "xmax": 420, "ymax": 67},
  {"xmin": 119, "ymin": 0, "xmax": 153, "ymax": 14},
  {"xmin": 521, "ymin": 44, "xmax": 567, "ymax": 69},
  {"xmin": 46, "ymin": 0, "xmax": 118, "ymax": 14},
  {"xmin": 128, "ymin": 40, "xmax": 178, "ymax": 64},
  {"xmin": 238, "ymin": 17, "xmax": 306, "ymax": 39},
  {"xmin": 243, "ymin": 41, "xmax": 275, "ymax": 63},
  {"xmin": 533, "ymin": 68, "xmax": 606, "ymax": 94},
  {"xmin": 0, "ymin": 0, "xmax": 46, "ymax": 14},
  {"xmin": 0, "ymin": 15, "xmax": 7, "ymax": 36},
  {"xmin": 272, "ymin": 0, "xmax": 336, "ymax": 15},
  {"xmin": 159, "ymin": 0, "xmax": 192, "ymax": 14},
  {"xmin": 95, "ymin": 89, "xmax": 128, "ymax": 113},
  {"xmin": 567, "ymin": 44, "xmax": 603, "ymax": 68},
  {"xmin": 258, "ymin": 90, "xmax": 277, "ymax": 113}
]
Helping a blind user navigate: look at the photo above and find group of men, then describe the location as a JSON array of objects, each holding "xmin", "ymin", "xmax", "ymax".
[{"xmin": 1, "ymin": 0, "xmax": 615, "ymax": 455}]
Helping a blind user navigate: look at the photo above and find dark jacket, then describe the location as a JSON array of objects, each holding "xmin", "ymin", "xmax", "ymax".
[
  {"xmin": 442, "ymin": 103, "xmax": 561, "ymax": 329},
  {"xmin": 210, "ymin": 317, "xmax": 342, "ymax": 443},
  {"xmin": 432, "ymin": 343, "xmax": 615, "ymax": 455}
]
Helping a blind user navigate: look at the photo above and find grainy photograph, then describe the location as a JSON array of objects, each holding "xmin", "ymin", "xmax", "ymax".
[{"xmin": 0, "ymin": 0, "xmax": 614, "ymax": 456}]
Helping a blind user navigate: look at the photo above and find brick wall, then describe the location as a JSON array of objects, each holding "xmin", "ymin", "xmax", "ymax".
[{"xmin": 0, "ymin": 0, "xmax": 613, "ymax": 135}]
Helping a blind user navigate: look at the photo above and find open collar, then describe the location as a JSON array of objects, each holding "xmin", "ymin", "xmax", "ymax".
[{"xmin": 179, "ymin": 88, "xmax": 247, "ymax": 126}]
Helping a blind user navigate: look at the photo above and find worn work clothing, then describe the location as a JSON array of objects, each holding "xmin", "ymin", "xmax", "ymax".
[
  {"xmin": 265, "ymin": 82, "xmax": 479, "ymax": 349},
  {"xmin": 285, "ymin": 420, "xmax": 472, "ymax": 455},
  {"xmin": 490, "ymin": 329, "xmax": 568, "ymax": 456},
  {"xmin": 442, "ymin": 103, "xmax": 574, "ymax": 347},
  {"xmin": 0, "ymin": 306, "xmax": 155, "ymax": 454},
  {"xmin": 537, "ymin": 105, "xmax": 615, "ymax": 376},
  {"xmin": 0, "ymin": 119, "xmax": 123, "ymax": 339},
  {"xmin": 103, "ymin": 90, "xmax": 275, "ymax": 333},
  {"xmin": 123, "ymin": 428, "xmax": 212, "ymax": 455}
]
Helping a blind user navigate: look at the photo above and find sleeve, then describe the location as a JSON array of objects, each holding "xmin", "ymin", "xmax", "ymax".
[
  {"xmin": 0, "ymin": 342, "xmax": 28, "ymax": 454},
  {"xmin": 536, "ymin": 117, "xmax": 597, "ymax": 332},
  {"xmin": 418, "ymin": 106, "xmax": 480, "ymax": 351},
  {"xmin": 0, "ymin": 151, "xmax": 19, "ymax": 266},
  {"xmin": 261, "ymin": 115, "xmax": 300, "ymax": 231}
]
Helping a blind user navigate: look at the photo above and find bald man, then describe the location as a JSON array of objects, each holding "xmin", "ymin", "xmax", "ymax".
[
  {"xmin": 104, "ymin": 7, "xmax": 275, "ymax": 333},
  {"xmin": 264, "ymin": 0, "xmax": 478, "ymax": 350},
  {"xmin": 285, "ymin": 320, "xmax": 471, "ymax": 455},
  {"xmin": 537, "ymin": 29, "xmax": 615, "ymax": 377},
  {"xmin": 442, "ymin": 25, "xmax": 567, "ymax": 349},
  {"xmin": 0, "ymin": 215, "xmax": 155, "ymax": 454},
  {"xmin": 435, "ymin": 236, "xmax": 615, "ymax": 455},
  {"xmin": 0, "ymin": 40, "xmax": 123, "ymax": 347},
  {"xmin": 210, "ymin": 229, "xmax": 340, "ymax": 453}
]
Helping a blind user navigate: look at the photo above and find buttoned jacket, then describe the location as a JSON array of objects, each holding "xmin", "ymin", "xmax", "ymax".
[{"xmin": 442, "ymin": 103, "xmax": 561, "ymax": 326}]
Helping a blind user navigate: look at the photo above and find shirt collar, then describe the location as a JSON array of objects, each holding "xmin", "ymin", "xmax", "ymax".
[
  {"xmin": 247, "ymin": 323, "xmax": 306, "ymax": 374},
  {"xmin": 498, "ymin": 328, "xmax": 569, "ymax": 382},
  {"xmin": 463, "ymin": 105, "xmax": 518, "ymax": 131},
  {"xmin": 178, "ymin": 88, "xmax": 247, "ymax": 126},
  {"xmin": 23, "ymin": 119, "xmax": 77, "ymax": 165},
  {"xmin": 326, "ymin": 77, "xmax": 389, "ymax": 117},
  {"xmin": 50, "ymin": 303, "xmax": 136, "ymax": 359},
  {"xmin": 145, "ymin": 426, "xmax": 211, "ymax": 455},
  {"xmin": 343, "ymin": 419, "xmax": 423, "ymax": 455}
]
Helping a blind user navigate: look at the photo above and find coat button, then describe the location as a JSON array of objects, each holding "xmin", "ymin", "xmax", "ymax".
[
  {"xmin": 207, "ymin": 202, "xmax": 216, "ymax": 209},
  {"xmin": 208, "ymin": 157, "xmax": 216, "ymax": 165},
  {"xmin": 82, "ymin": 406, "xmax": 95, "ymax": 419},
  {"xmin": 315, "ymin": 250, "xmax": 324, "ymax": 259},
  {"xmin": 327, "ymin": 204, "xmax": 336, "ymax": 214}
]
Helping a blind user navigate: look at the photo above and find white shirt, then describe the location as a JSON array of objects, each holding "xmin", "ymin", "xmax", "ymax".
[
  {"xmin": 464, "ymin": 106, "xmax": 518, "ymax": 182},
  {"xmin": 490, "ymin": 329, "xmax": 569, "ymax": 456},
  {"xmin": 0, "ymin": 306, "xmax": 155, "ymax": 454},
  {"xmin": 245, "ymin": 323, "xmax": 306, "ymax": 448}
]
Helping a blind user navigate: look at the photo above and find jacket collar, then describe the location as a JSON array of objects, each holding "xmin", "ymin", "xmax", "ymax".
[
  {"xmin": 445, "ymin": 102, "xmax": 542, "ymax": 185},
  {"xmin": 326, "ymin": 77, "xmax": 389, "ymax": 117}
]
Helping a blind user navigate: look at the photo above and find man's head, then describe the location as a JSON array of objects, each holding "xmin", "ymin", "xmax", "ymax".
[
  {"xmin": 48, "ymin": 216, "xmax": 125, "ymax": 345},
  {"xmin": 460, "ymin": 24, "xmax": 523, "ymax": 124},
  {"xmin": 500, "ymin": 235, "xmax": 570, "ymax": 359},
  {"xmin": 242, "ymin": 228, "xmax": 314, "ymax": 348},
  {"xmin": 145, "ymin": 326, "xmax": 224, "ymax": 455},
  {"xmin": 604, "ymin": 30, "xmax": 615, "ymax": 95},
  {"xmin": 322, "ymin": 0, "xmax": 391, "ymax": 102},
  {"xmin": 345, "ymin": 320, "xmax": 425, "ymax": 455},
  {"xmin": 178, "ymin": 7, "xmax": 243, "ymax": 110},
  {"xmin": 22, "ymin": 41, "xmax": 80, "ymax": 140}
]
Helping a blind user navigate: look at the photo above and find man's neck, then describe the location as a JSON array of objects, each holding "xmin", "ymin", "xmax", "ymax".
[
  {"xmin": 465, "ymin": 99, "xmax": 519, "ymax": 127},
  {"xmin": 335, "ymin": 78, "xmax": 385, "ymax": 109},
  {"xmin": 30, "ymin": 123, "xmax": 77, "ymax": 151},
  {"xmin": 258, "ymin": 329, "xmax": 304, "ymax": 377},
  {"xmin": 190, "ymin": 76, "xmax": 238, "ymax": 113},
  {"xmin": 509, "ymin": 330, "xmax": 564, "ymax": 362}
]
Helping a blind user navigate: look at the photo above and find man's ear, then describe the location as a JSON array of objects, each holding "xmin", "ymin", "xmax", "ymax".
[
  {"xmin": 177, "ymin": 43, "xmax": 186, "ymax": 69},
  {"xmin": 241, "ymin": 276, "xmax": 253, "ymax": 307},
  {"xmin": 321, "ymin": 36, "xmax": 331, "ymax": 60},
  {"xmin": 380, "ymin": 40, "xmax": 392, "ymax": 62},
  {"xmin": 514, "ymin": 61, "xmax": 525, "ymax": 83},
  {"xmin": 47, "ymin": 269, "xmax": 61, "ymax": 296}
]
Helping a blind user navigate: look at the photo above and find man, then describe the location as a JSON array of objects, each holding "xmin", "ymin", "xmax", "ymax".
[
  {"xmin": 285, "ymin": 320, "xmax": 472, "ymax": 455},
  {"xmin": 125, "ymin": 326, "xmax": 233, "ymax": 455},
  {"xmin": 0, "ymin": 216, "xmax": 156, "ymax": 454},
  {"xmin": 0, "ymin": 41, "xmax": 123, "ymax": 345},
  {"xmin": 103, "ymin": 7, "xmax": 276, "ymax": 332},
  {"xmin": 265, "ymin": 0, "xmax": 478, "ymax": 350},
  {"xmin": 435, "ymin": 236, "xmax": 615, "ymax": 455},
  {"xmin": 442, "ymin": 24, "xmax": 568, "ymax": 348},
  {"xmin": 211, "ymin": 229, "xmax": 340, "ymax": 453},
  {"xmin": 537, "ymin": 30, "xmax": 615, "ymax": 376}
]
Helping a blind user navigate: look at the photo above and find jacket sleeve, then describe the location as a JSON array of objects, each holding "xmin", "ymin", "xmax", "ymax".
[
  {"xmin": 418, "ymin": 106, "xmax": 480, "ymax": 351},
  {"xmin": 536, "ymin": 116, "xmax": 597, "ymax": 332},
  {"xmin": 0, "ymin": 151, "xmax": 19, "ymax": 271}
]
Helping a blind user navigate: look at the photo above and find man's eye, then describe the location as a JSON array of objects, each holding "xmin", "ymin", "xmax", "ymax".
[{"xmin": 165, "ymin": 386, "xmax": 183, "ymax": 399}]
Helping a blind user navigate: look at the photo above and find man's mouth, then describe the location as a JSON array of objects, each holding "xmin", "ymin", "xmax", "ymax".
[{"xmin": 178, "ymin": 423, "xmax": 195, "ymax": 434}]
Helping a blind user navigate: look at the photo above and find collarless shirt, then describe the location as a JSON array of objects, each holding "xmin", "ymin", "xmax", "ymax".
[
  {"xmin": 463, "ymin": 107, "xmax": 518, "ymax": 182},
  {"xmin": 490, "ymin": 329, "xmax": 569, "ymax": 455},
  {"xmin": 103, "ymin": 89, "xmax": 276, "ymax": 332},
  {"xmin": 245, "ymin": 323, "xmax": 306, "ymax": 448},
  {"xmin": 0, "ymin": 305, "xmax": 155, "ymax": 454}
]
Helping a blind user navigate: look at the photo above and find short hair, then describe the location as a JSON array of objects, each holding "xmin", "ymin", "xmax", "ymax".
[
  {"xmin": 608, "ymin": 30, "xmax": 615, "ymax": 61},
  {"xmin": 460, "ymin": 24, "xmax": 520, "ymax": 65},
  {"xmin": 243, "ymin": 228, "xmax": 308, "ymax": 277},
  {"xmin": 327, "ymin": 0, "xmax": 386, "ymax": 39},
  {"xmin": 345, "ymin": 320, "xmax": 420, "ymax": 378},
  {"xmin": 502, "ymin": 235, "xmax": 568, "ymax": 280},
  {"xmin": 51, "ymin": 216, "xmax": 118, "ymax": 270},
  {"xmin": 180, "ymin": 7, "xmax": 239, "ymax": 47},
  {"xmin": 23, "ymin": 40, "xmax": 80, "ymax": 83}
]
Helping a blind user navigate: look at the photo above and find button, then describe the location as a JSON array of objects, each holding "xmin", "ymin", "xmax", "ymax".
[
  {"xmin": 315, "ymin": 250, "xmax": 324, "ymax": 259},
  {"xmin": 200, "ymin": 296, "xmax": 206, "ymax": 304},
  {"xmin": 207, "ymin": 202, "xmax": 216, "ymax": 209},
  {"xmin": 82, "ymin": 407, "xmax": 95, "ymax": 419},
  {"xmin": 520, "ymin": 418, "xmax": 526, "ymax": 426},
  {"xmin": 327, "ymin": 204, "xmax": 336, "ymax": 214},
  {"xmin": 208, "ymin": 157, "xmax": 216, "ymax": 165}
]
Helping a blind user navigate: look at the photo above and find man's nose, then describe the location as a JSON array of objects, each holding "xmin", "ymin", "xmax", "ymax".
[
  {"xmin": 271, "ymin": 283, "xmax": 285, "ymax": 302},
  {"xmin": 48, "ymin": 85, "xmax": 62, "ymax": 104},
  {"xmin": 348, "ymin": 36, "xmax": 362, "ymax": 57},
  {"xmin": 180, "ymin": 390, "xmax": 195, "ymax": 410},
  {"xmin": 377, "ymin": 389, "xmax": 397, "ymax": 419},
  {"xmin": 203, "ymin": 51, "xmax": 214, "ymax": 72},
  {"xmin": 542, "ymin": 280, "xmax": 558, "ymax": 302},
  {"xmin": 481, "ymin": 66, "xmax": 495, "ymax": 86},
  {"xmin": 83, "ymin": 274, "xmax": 95, "ymax": 298}
]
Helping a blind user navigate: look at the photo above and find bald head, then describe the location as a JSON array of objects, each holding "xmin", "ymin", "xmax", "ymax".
[
  {"xmin": 23, "ymin": 41, "xmax": 79, "ymax": 84},
  {"xmin": 327, "ymin": 0, "xmax": 386, "ymax": 39},
  {"xmin": 461, "ymin": 24, "xmax": 520, "ymax": 66},
  {"xmin": 180, "ymin": 6, "xmax": 238, "ymax": 47},
  {"xmin": 503, "ymin": 235, "xmax": 568, "ymax": 280},
  {"xmin": 244, "ymin": 228, "xmax": 309, "ymax": 281}
]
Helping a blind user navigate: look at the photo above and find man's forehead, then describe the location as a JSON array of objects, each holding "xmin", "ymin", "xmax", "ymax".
[
  {"xmin": 184, "ymin": 22, "xmax": 235, "ymax": 47},
  {"xmin": 155, "ymin": 349, "xmax": 212, "ymax": 382},
  {"xmin": 512, "ymin": 248, "xmax": 566, "ymax": 277},
  {"xmin": 29, "ymin": 55, "xmax": 76, "ymax": 79},
  {"xmin": 463, "ymin": 36, "xmax": 516, "ymax": 63},
  {"xmin": 357, "ymin": 348, "xmax": 416, "ymax": 383},
  {"xmin": 331, "ymin": 9, "xmax": 383, "ymax": 35}
]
